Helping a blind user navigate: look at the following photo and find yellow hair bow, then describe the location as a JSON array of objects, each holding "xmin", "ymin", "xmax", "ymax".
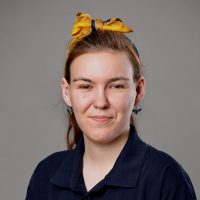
[{"xmin": 67, "ymin": 12, "xmax": 140, "ymax": 64}]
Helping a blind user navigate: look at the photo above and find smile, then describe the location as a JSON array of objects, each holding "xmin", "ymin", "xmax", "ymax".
[{"xmin": 88, "ymin": 115, "xmax": 112, "ymax": 123}]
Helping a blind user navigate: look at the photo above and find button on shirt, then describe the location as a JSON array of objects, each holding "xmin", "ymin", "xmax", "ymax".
[{"xmin": 25, "ymin": 125, "xmax": 197, "ymax": 199}]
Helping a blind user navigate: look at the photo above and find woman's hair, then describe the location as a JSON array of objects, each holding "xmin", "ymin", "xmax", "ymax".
[{"xmin": 64, "ymin": 30, "xmax": 143, "ymax": 149}]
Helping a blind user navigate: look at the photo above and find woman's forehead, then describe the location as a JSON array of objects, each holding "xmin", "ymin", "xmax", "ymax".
[{"xmin": 70, "ymin": 50, "xmax": 134, "ymax": 80}]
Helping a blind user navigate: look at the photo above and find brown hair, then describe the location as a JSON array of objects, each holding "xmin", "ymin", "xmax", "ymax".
[{"xmin": 64, "ymin": 31, "xmax": 143, "ymax": 149}]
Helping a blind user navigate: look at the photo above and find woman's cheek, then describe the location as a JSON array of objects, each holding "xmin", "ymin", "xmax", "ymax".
[
  {"xmin": 71, "ymin": 92, "xmax": 94, "ymax": 111},
  {"xmin": 110, "ymin": 93, "xmax": 134, "ymax": 110}
]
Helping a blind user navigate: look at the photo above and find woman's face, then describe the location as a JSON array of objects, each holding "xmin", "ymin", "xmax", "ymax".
[{"xmin": 61, "ymin": 50, "xmax": 145, "ymax": 144}]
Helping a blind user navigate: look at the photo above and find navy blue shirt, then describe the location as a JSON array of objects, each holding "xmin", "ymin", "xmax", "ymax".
[{"xmin": 25, "ymin": 125, "xmax": 196, "ymax": 199}]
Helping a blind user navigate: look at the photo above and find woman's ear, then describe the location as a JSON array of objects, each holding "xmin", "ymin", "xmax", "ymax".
[
  {"xmin": 61, "ymin": 77, "xmax": 72, "ymax": 107},
  {"xmin": 134, "ymin": 77, "xmax": 145, "ymax": 106}
]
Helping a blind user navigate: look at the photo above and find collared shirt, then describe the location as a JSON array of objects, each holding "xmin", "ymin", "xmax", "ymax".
[{"xmin": 25, "ymin": 125, "xmax": 196, "ymax": 200}]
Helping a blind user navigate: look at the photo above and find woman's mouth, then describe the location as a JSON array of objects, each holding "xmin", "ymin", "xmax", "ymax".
[{"xmin": 88, "ymin": 115, "xmax": 112, "ymax": 123}]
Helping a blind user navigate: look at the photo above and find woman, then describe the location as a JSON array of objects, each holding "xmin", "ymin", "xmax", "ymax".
[{"xmin": 25, "ymin": 13, "xmax": 196, "ymax": 199}]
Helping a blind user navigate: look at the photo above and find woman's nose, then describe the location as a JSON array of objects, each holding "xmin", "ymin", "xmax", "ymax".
[{"xmin": 93, "ymin": 89, "xmax": 109, "ymax": 109}]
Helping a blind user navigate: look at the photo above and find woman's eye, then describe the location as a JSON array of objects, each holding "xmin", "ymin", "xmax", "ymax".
[
  {"xmin": 79, "ymin": 85, "xmax": 92, "ymax": 89},
  {"xmin": 110, "ymin": 84, "xmax": 125, "ymax": 89}
]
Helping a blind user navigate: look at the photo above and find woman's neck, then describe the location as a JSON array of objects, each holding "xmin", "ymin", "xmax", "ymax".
[
  {"xmin": 82, "ymin": 130, "xmax": 130, "ymax": 191},
  {"xmin": 83, "ymin": 130, "xmax": 130, "ymax": 172}
]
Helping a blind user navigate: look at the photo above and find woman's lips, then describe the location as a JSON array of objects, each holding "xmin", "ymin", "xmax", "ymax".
[{"xmin": 88, "ymin": 115, "xmax": 112, "ymax": 123}]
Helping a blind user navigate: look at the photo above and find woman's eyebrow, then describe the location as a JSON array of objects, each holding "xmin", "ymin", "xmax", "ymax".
[
  {"xmin": 72, "ymin": 78, "xmax": 93, "ymax": 83},
  {"xmin": 72, "ymin": 77, "xmax": 130, "ymax": 83},
  {"xmin": 108, "ymin": 77, "xmax": 130, "ymax": 83}
]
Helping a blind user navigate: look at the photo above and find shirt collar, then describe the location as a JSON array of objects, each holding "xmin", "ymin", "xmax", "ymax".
[
  {"xmin": 50, "ymin": 125, "xmax": 148, "ymax": 191},
  {"xmin": 105, "ymin": 125, "xmax": 148, "ymax": 188}
]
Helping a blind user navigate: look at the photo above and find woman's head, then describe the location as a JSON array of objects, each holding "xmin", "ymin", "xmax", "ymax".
[{"xmin": 61, "ymin": 15, "xmax": 145, "ymax": 149}]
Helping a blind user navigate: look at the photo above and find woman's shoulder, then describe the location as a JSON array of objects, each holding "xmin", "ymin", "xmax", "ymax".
[
  {"xmin": 141, "ymin": 144, "xmax": 196, "ymax": 195},
  {"xmin": 25, "ymin": 149, "xmax": 76, "ymax": 199},
  {"xmin": 28, "ymin": 149, "xmax": 76, "ymax": 185},
  {"xmin": 144, "ymin": 144, "xmax": 189, "ymax": 175},
  {"xmin": 33, "ymin": 149, "xmax": 75, "ymax": 173},
  {"xmin": 144, "ymin": 144, "xmax": 182, "ymax": 165}
]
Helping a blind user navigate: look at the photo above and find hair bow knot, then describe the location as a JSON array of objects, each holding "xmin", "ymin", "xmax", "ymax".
[
  {"xmin": 67, "ymin": 12, "xmax": 140, "ymax": 65},
  {"xmin": 68, "ymin": 12, "xmax": 134, "ymax": 52}
]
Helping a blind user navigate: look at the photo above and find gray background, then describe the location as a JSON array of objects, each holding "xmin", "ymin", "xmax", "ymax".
[{"xmin": 0, "ymin": 0, "xmax": 199, "ymax": 199}]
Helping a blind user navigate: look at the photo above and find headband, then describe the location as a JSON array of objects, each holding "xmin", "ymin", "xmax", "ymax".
[{"xmin": 66, "ymin": 12, "xmax": 140, "ymax": 65}]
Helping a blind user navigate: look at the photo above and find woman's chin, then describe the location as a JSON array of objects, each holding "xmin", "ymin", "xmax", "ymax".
[{"xmin": 83, "ymin": 131, "xmax": 116, "ymax": 145}]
